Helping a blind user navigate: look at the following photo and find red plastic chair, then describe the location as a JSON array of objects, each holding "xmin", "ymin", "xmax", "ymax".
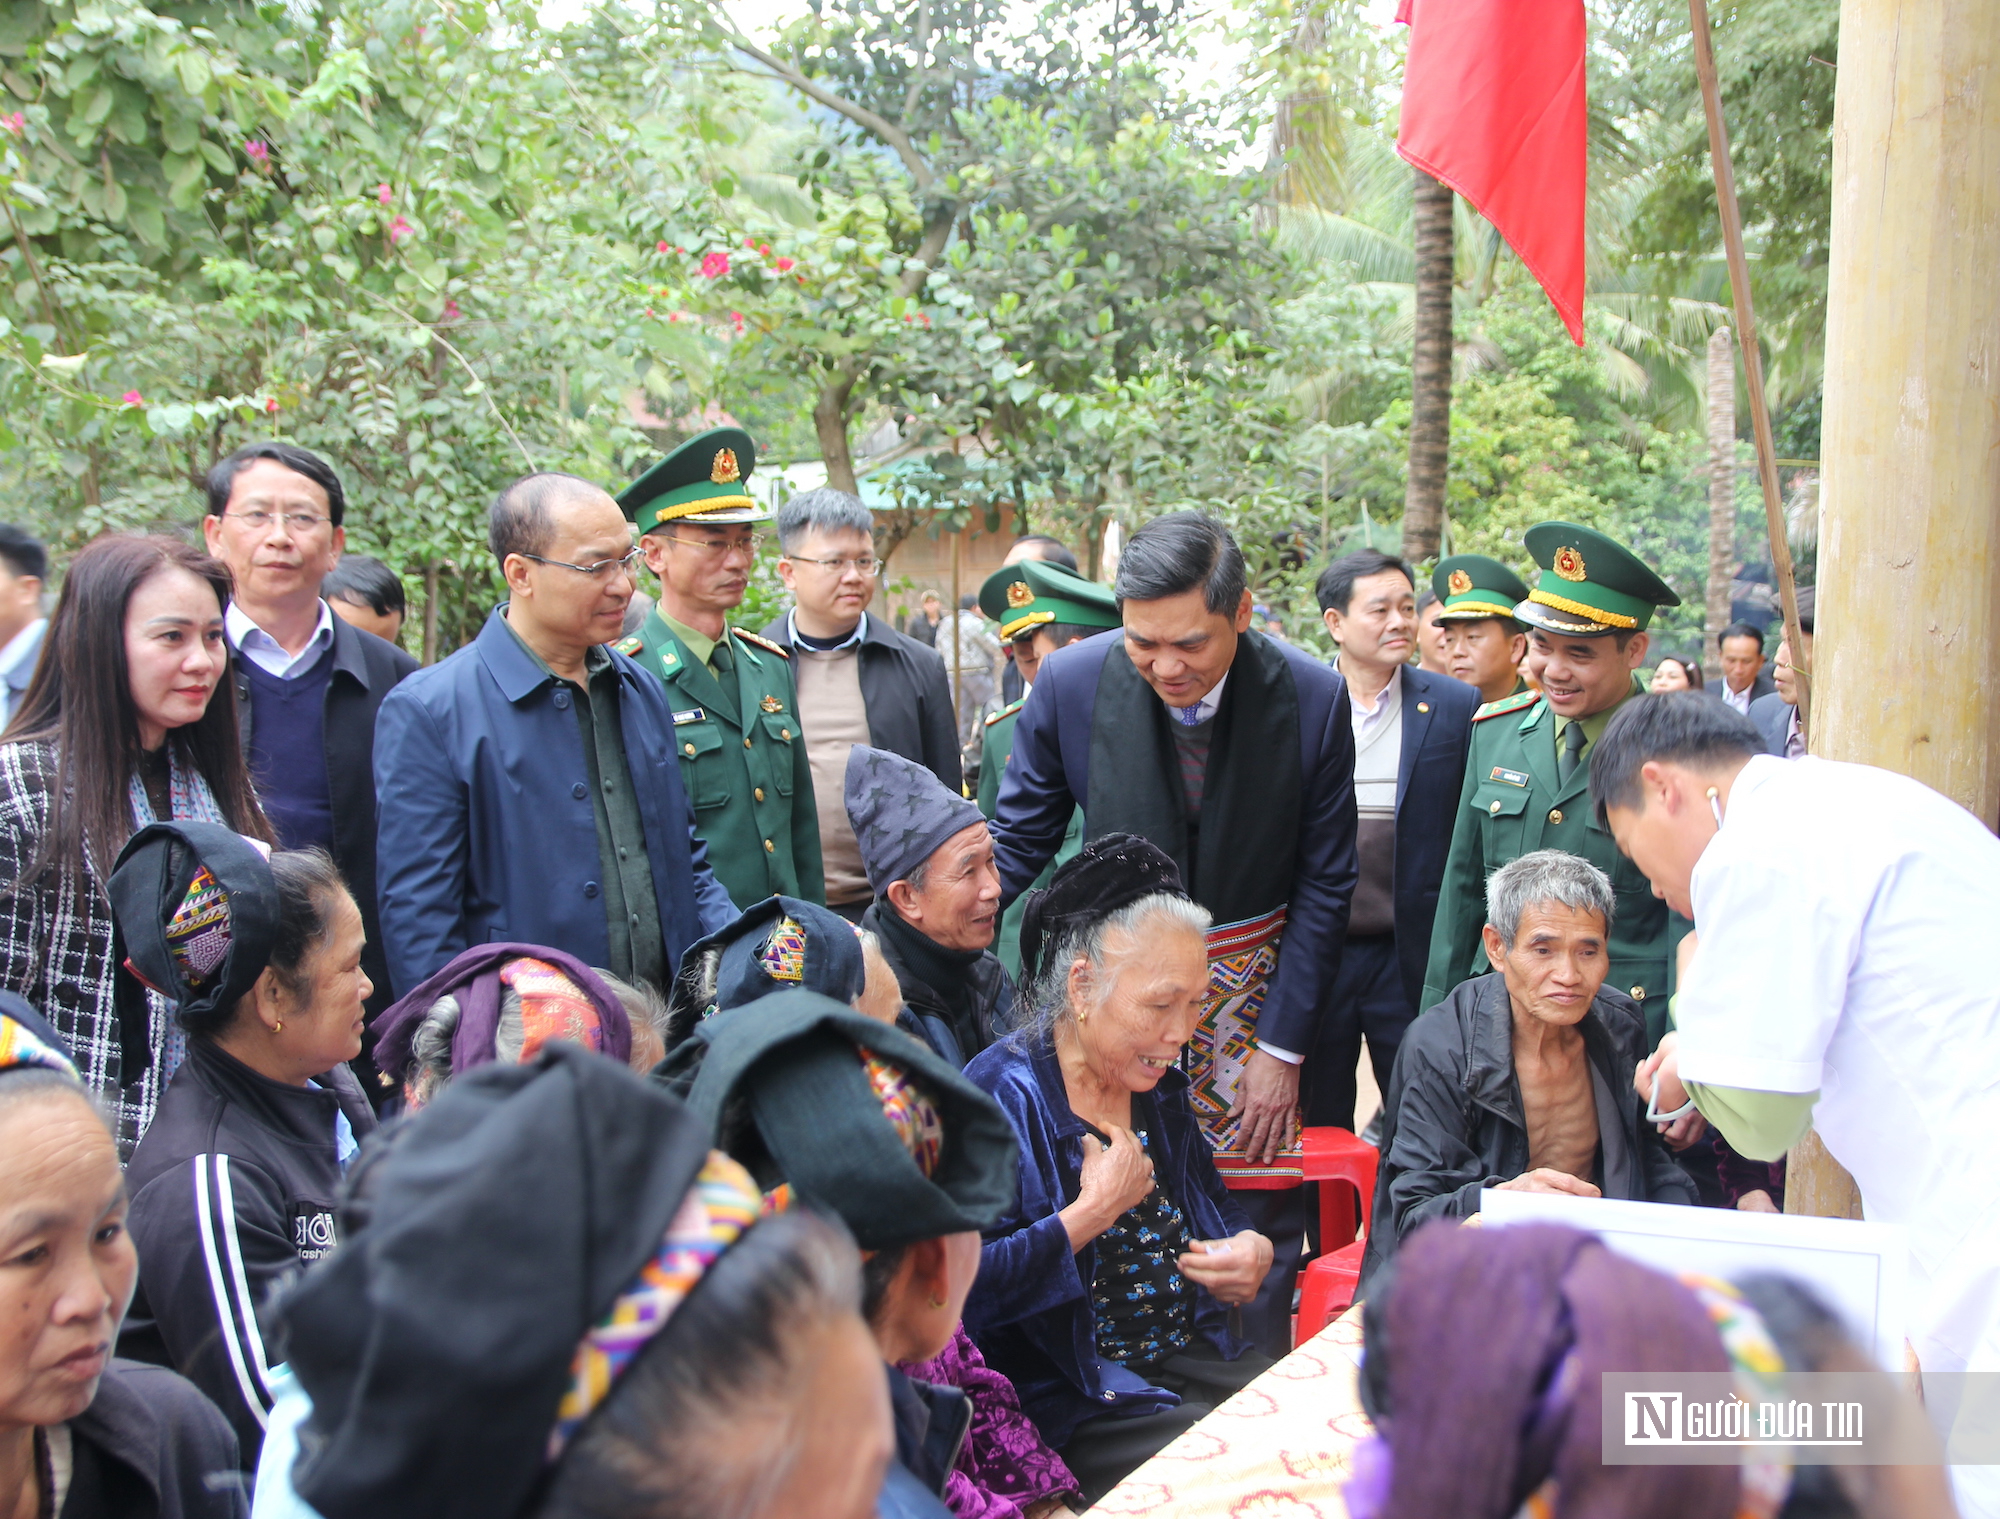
[{"xmin": 1214, "ymin": 1127, "xmax": 1378, "ymax": 1346}]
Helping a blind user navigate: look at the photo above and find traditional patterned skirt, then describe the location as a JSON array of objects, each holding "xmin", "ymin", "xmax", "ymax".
[{"xmin": 1186, "ymin": 904, "xmax": 1303, "ymax": 1180}]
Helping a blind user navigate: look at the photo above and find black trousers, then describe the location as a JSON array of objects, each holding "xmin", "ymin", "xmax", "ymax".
[
  {"xmin": 1303, "ymin": 932, "xmax": 1414, "ymax": 1132},
  {"xmin": 1231, "ymin": 1185, "xmax": 1307, "ymax": 1358},
  {"xmin": 1058, "ymin": 1347, "xmax": 1276, "ymax": 1502}
]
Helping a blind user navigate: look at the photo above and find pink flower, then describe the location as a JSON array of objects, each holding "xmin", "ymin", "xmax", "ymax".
[
  {"xmin": 667, "ymin": 311, "xmax": 682, "ymax": 323},
  {"xmin": 743, "ymin": 236, "xmax": 756, "ymax": 249},
  {"xmin": 121, "ymin": 391, "xmax": 143, "ymax": 407},
  {"xmin": 656, "ymin": 240, "xmax": 669, "ymax": 253},
  {"xmin": 388, "ymin": 215, "xmax": 412, "ymax": 244},
  {"xmin": 700, "ymin": 251, "xmax": 730, "ymax": 279},
  {"xmin": 244, "ymin": 139, "xmax": 269, "ymax": 164},
  {"xmin": 729, "ymin": 311, "xmax": 746, "ymax": 335},
  {"xmin": 775, "ymin": 256, "xmax": 795, "ymax": 272},
  {"xmin": 265, "ymin": 397, "xmax": 281, "ymax": 414},
  {"xmin": 442, "ymin": 299, "xmax": 461, "ymax": 322},
  {"xmin": 2, "ymin": 113, "xmax": 23, "ymax": 136},
  {"xmin": 919, "ymin": 312, "xmax": 931, "ymax": 327},
  {"xmin": 376, "ymin": 183, "xmax": 393, "ymax": 206},
  {"xmin": 758, "ymin": 243, "xmax": 771, "ymax": 256}
]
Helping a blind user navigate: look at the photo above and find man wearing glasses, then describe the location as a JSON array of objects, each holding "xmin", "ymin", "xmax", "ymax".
[
  {"xmin": 761, "ymin": 488, "xmax": 959, "ymax": 920},
  {"xmin": 373, "ymin": 471, "xmax": 737, "ymax": 1000},
  {"xmin": 616, "ymin": 428, "xmax": 823, "ymax": 907},
  {"xmin": 202, "ymin": 442, "xmax": 417, "ymax": 1092}
]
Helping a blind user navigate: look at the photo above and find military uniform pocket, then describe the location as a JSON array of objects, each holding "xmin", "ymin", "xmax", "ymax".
[
  {"xmin": 759, "ymin": 711, "xmax": 798, "ymax": 795},
  {"xmin": 675, "ymin": 723, "xmax": 731, "ymax": 810}
]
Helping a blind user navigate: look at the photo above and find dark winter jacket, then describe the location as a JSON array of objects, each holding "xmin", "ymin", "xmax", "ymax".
[
  {"xmin": 879, "ymin": 1365, "xmax": 971, "ymax": 1519},
  {"xmin": 1359, "ymin": 972, "xmax": 1699, "ymax": 1289},
  {"xmin": 760, "ymin": 611, "xmax": 963, "ymax": 792},
  {"xmin": 56, "ymin": 1358, "xmax": 247, "ymax": 1518},
  {"xmin": 120, "ymin": 1038, "xmax": 378, "ymax": 1466},
  {"xmin": 962, "ymin": 1033, "xmax": 1252, "ymax": 1449},
  {"xmin": 864, "ymin": 900, "xmax": 1015, "ymax": 1068}
]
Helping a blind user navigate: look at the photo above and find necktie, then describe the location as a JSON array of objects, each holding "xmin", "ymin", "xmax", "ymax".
[
  {"xmin": 1177, "ymin": 701, "xmax": 1205, "ymax": 727},
  {"xmin": 1559, "ymin": 720, "xmax": 1587, "ymax": 784},
  {"xmin": 708, "ymin": 639, "xmax": 734, "ymax": 679}
]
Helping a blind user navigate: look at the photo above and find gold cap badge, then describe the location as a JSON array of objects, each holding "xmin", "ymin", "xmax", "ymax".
[
  {"xmin": 1447, "ymin": 569, "xmax": 1473, "ymax": 596},
  {"xmin": 710, "ymin": 447, "xmax": 741, "ymax": 484},
  {"xmin": 1553, "ymin": 545, "xmax": 1587, "ymax": 582},
  {"xmin": 1006, "ymin": 581, "xmax": 1035, "ymax": 609}
]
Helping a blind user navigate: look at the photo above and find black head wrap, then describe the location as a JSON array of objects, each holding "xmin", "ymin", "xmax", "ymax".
[
  {"xmin": 107, "ymin": 821, "xmax": 280, "ymax": 1059},
  {"xmin": 1015, "ymin": 831, "xmax": 1189, "ymax": 986},
  {"xmin": 664, "ymin": 895, "xmax": 866, "ymax": 1052},
  {"xmin": 271, "ymin": 1043, "xmax": 715, "ymax": 1519},
  {"xmin": 655, "ymin": 988, "xmax": 1017, "ymax": 1250}
]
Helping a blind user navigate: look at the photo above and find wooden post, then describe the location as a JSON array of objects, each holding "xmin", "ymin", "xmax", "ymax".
[
  {"xmin": 1817, "ymin": 0, "xmax": 2000, "ymax": 826},
  {"xmin": 1704, "ymin": 326, "xmax": 1735, "ymax": 656},
  {"xmin": 1792, "ymin": 0, "xmax": 2000, "ymax": 1214}
]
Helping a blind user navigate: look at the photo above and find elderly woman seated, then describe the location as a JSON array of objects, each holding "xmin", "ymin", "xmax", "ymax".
[
  {"xmin": 1360, "ymin": 849, "xmax": 1696, "ymax": 1288},
  {"xmin": 962, "ymin": 835, "xmax": 1274, "ymax": 1503}
]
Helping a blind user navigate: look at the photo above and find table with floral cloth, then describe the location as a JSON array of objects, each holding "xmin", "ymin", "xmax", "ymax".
[{"xmin": 1088, "ymin": 1306, "xmax": 1373, "ymax": 1518}]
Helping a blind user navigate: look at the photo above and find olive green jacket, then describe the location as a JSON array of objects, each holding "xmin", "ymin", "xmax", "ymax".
[
  {"xmin": 625, "ymin": 608, "xmax": 824, "ymax": 908},
  {"xmin": 978, "ymin": 697, "xmax": 1081, "ymax": 979},
  {"xmin": 1419, "ymin": 680, "xmax": 1687, "ymax": 1035}
]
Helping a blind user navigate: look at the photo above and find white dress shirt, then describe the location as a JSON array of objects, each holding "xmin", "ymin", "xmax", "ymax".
[
  {"xmin": 0, "ymin": 616, "xmax": 47, "ymax": 727},
  {"xmin": 1165, "ymin": 671, "xmax": 1228, "ymax": 726},
  {"xmin": 1720, "ymin": 679, "xmax": 1753, "ymax": 716},
  {"xmin": 227, "ymin": 600, "xmax": 335, "ymax": 679}
]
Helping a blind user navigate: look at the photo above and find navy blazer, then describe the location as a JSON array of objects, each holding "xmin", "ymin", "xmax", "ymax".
[
  {"xmin": 372, "ymin": 609, "xmax": 736, "ymax": 997},
  {"xmin": 962, "ymin": 1034, "xmax": 1252, "ymax": 1448},
  {"xmin": 1386, "ymin": 666, "xmax": 1480, "ymax": 1011},
  {"xmin": 989, "ymin": 629, "xmax": 1358, "ymax": 1055},
  {"xmin": 1746, "ymin": 691, "xmax": 1794, "ymax": 757}
]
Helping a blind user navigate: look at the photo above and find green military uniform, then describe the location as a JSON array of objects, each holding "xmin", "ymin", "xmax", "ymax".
[
  {"xmin": 1420, "ymin": 523, "xmax": 1689, "ymax": 1034},
  {"xmin": 1433, "ymin": 552, "xmax": 1533, "ymax": 700},
  {"xmin": 616, "ymin": 427, "xmax": 824, "ymax": 908},
  {"xmin": 975, "ymin": 558, "xmax": 1121, "ymax": 977}
]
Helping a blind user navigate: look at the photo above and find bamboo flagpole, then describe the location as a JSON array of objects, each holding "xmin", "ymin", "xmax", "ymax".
[{"xmin": 1686, "ymin": 0, "xmax": 1812, "ymax": 731}]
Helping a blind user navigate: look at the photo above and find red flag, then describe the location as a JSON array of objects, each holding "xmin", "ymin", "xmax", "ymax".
[{"xmin": 1396, "ymin": 0, "xmax": 1587, "ymax": 344}]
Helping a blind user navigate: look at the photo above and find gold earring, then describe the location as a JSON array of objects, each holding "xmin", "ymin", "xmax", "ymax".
[
  {"xmin": 928, "ymin": 1294, "xmax": 946, "ymax": 1309},
  {"xmin": 272, "ymin": 1019, "xmax": 284, "ymax": 1034}
]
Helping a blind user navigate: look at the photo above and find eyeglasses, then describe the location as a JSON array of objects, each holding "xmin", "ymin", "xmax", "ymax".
[
  {"xmin": 664, "ymin": 532, "xmax": 764, "ymax": 559},
  {"xmin": 785, "ymin": 553, "xmax": 882, "ymax": 577},
  {"xmin": 225, "ymin": 510, "xmax": 330, "ymax": 534},
  {"xmin": 519, "ymin": 547, "xmax": 644, "ymax": 581}
]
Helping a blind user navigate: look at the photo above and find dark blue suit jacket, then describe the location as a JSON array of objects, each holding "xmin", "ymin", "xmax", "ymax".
[
  {"xmin": 1387, "ymin": 665, "xmax": 1480, "ymax": 1011},
  {"xmin": 373, "ymin": 609, "xmax": 736, "ymax": 996},
  {"xmin": 1747, "ymin": 691, "xmax": 1794, "ymax": 757},
  {"xmin": 989, "ymin": 629, "xmax": 1358, "ymax": 1054}
]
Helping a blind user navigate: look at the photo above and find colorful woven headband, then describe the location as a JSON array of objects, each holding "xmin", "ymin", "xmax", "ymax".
[
  {"xmin": 547, "ymin": 1151, "xmax": 761, "ymax": 1459},
  {"xmin": 0, "ymin": 1012, "xmax": 78, "ymax": 1080},
  {"xmin": 860, "ymin": 1051, "xmax": 945, "ymax": 1179},
  {"xmin": 500, "ymin": 957, "xmax": 606, "ymax": 1064},
  {"xmin": 759, "ymin": 916, "xmax": 809, "ymax": 983},
  {"xmin": 165, "ymin": 865, "xmax": 233, "ymax": 991}
]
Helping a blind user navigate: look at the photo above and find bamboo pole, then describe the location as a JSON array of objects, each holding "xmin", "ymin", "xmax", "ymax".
[
  {"xmin": 1687, "ymin": 0, "xmax": 1810, "ymax": 732},
  {"xmin": 1704, "ymin": 326, "xmax": 1735, "ymax": 657}
]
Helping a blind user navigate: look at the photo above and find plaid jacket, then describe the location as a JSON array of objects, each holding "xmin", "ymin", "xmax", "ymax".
[{"xmin": 0, "ymin": 739, "xmax": 170, "ymax": 1155}]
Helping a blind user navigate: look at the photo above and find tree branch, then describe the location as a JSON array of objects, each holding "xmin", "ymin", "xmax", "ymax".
[{"xmin": 716, "ymin": 15, "xmax": 936, "ymax": 194}]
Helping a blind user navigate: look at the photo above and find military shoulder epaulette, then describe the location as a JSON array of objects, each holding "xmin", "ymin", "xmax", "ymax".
[
  {"xmin": 731, "ymin": 627, "xmax": 790, "ymax": 659},
  {"xmin": 1472, "ymin": 690, "xmax": 1541, "ymax": 723},
  {"xmin": 985, "ymin": 698, "xmax": 1025, "ymax": 728},
  {"xmin": 612, "ymin": 635, "xmax": 644, "ymax": 656}
]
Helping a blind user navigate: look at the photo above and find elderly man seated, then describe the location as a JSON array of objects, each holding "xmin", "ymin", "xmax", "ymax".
[
  {"xmin": 847, "ymin": 744, "xmax": 1015, "ymax": 1065},
  {"xmin": 1359, "ymin": 848, "xmax": 1695, "ymax": 1286}
]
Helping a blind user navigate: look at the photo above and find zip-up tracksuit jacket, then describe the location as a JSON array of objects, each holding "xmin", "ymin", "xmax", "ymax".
[{"xmin": 119, "ymin": 1037, "xmax": 377, "ymax": 1467}]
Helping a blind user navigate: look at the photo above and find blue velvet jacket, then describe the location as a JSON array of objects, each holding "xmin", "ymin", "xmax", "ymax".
[{"xmin": 962, "ymin": 1033, "xmax": 1252, "ymax": 1448}]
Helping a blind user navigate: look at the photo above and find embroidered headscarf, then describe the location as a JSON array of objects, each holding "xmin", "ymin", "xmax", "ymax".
[
  {"xmin": 0, "ymin": 997, "xmax": 80, "ymax": 1080},
  {"xmin": 1349, "ymin": 1222, "xmax": 1780, "ymax": 1519},
  {"xmin": 1015, "ymin": 831, "xmax": 1189, "ymax": 984},
  {"xmin": 666, "ymin": 895, "xmax": 867, "ymax": 1050}
]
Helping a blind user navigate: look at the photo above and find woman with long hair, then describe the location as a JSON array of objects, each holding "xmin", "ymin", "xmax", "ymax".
[{"xmin": 0, "ymin": 534, "xmax": 271, "ymax": 1154}]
